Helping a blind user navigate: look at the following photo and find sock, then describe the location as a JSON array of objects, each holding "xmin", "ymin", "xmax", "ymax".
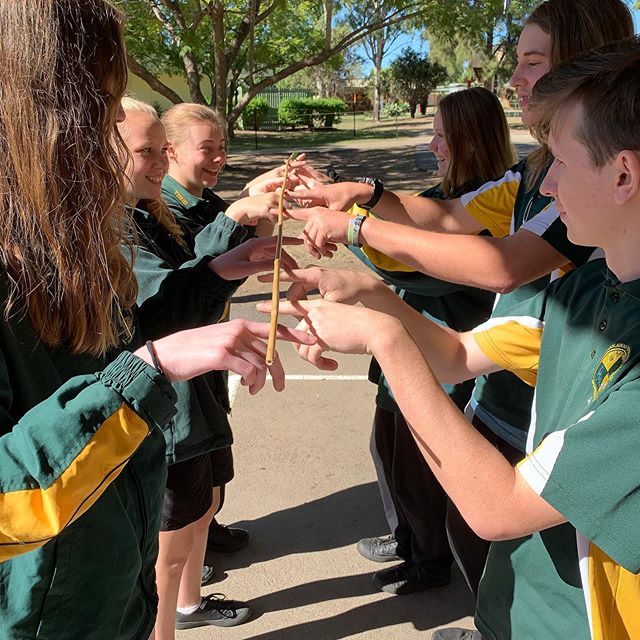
[{"xmin": 177, "ymin": 599, "xmax": 201, "ymax": 615}]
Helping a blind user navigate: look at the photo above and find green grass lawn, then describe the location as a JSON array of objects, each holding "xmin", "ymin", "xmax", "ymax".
[{"xmin": 229, "ymin": 112, "xmax": 435, "ymax": 151}]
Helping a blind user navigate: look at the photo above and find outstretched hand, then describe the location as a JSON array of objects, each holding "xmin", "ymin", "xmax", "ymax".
[
  {"xmin": 256, "ymin": 298, "xmax": 401, "ymax": 371},
  {"xmin": 257, "ymin": 266, "xmax": 383, "ymax": 306},
  {"xmin": 279, "ymin": 207, "xmax": 352, "ymax": 259},
  {"xmin": 225, "ymin": 192, "xmax": 290, "ymax": 225},
  {"xmin": 209, "ymin": 236, "xmax": 302, "ymax": 281},
  {"xmin": 287, "ymin": 181, "xmax": 371, "ymax": 211},
  {"xmin": 135, "ymin": 319, "xmax": 317, "ymax": 393}
]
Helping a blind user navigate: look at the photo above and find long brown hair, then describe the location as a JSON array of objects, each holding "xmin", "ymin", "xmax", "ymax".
[
  {"xmin": 120, "ymin": 97, "xmax": 187, "ymax": 249},
  {"xmin": 438, "ymin": 88, "xmax": 517, "ymax": 197},
  {"xmin": 0, "ymin": 0, "xmax": 137, "ymax": 356},
  {"xmin": 524, "ymin": 0, "xmax": 634, "ymax": 187}
]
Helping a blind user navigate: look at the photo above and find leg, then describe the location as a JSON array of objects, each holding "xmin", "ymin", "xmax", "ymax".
[
  {"xmin": 369, "ymin": 419, "xmax": 398, "ymax": 533},
  {"xmin": 177, "ymin": 500, "xmax": 216, "ymax": 609},
  {"xmin": 155, "ymin": 523, "xmax": 197, "ymax": 640},
  {"xmin": 154, "ymin": 454, "xmax": 215, "ymax": 640},
  {"xmin": 207, "ymin": 447, "xmax": 250, "ymax": 553}
]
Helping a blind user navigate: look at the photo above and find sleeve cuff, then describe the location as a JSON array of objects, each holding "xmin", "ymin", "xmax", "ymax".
[{"xmin": 96, "ymin": 351, "xmax": 177, "ymax": 429}]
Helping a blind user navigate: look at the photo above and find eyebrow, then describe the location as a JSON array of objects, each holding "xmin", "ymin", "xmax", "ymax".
[{"xmin": 521, "ymin": 50, "xmax": 548, "ymax": 57}]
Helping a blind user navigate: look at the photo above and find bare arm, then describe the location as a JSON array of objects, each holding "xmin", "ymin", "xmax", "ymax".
[
  {"xmin": 374, "ymin": 323, "xmax": 565, "ymax": 541},
  {"xmin": 272, "ymin": 297, "xmax": 566, "ymax": 540},
  {"xmin": 291, "ymin": 208, "xmax": 568, "ymax": 294},
  {"xmin": 372, "ymin": 190, "xmax": 484, "ymax": 234},
  {"xmin": 288, "ymin": 182, "xmax": 484, "ymax": 234}
]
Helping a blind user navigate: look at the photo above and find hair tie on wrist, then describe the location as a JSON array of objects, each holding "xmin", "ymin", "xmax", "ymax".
[{"xmin": 145, "ymin": 340, "xmax": 164, "ymax": 375}]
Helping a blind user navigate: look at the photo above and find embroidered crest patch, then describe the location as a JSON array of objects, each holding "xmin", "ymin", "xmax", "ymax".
[
  {"xmin": 592, "ymin": 344, "xmax": 630, "ymax": 400},
  {"xmin": 174, "ymin": 190, "xmax": 189, "ymax": 207}
]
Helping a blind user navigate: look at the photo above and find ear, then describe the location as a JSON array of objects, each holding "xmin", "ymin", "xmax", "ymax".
[
  {"xmin": 166, "ymin": 142, "xmax": 178, "ymax": 163},
  {"xmin": 613, "ymin": 150, "xmax": 640, "ymax": 206}
]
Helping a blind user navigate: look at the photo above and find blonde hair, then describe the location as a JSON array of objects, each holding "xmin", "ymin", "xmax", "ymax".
[
  {"xmin": 524, "ymin": 0, "xmax": 634, "ymax": 188},
  {"xmin": 120, "ymin": 97, "xmax": 186, "ymax": 248},
  {"xmin": 0, "ymin": 0, "xmax": 137, "ymax": 355},
  {"xmin": 162, "ymin": 103, "xmax": 228, "ymax": 147}
]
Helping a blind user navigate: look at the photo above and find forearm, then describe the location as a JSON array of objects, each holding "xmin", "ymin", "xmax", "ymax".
[
  {"xmin": 358, "ymin": 285, "xmax": 475, "ymax": 383},
  {"xmin": 371, "ymin": 326, "xmax": 558, "ymax": 540},
  {"xmin": 360, "ymin": 220, "xmax": 565, "ymax": 293},
  {"xmin": 372, "ymin": 192, "xmax": 482, "ymax": 234}
]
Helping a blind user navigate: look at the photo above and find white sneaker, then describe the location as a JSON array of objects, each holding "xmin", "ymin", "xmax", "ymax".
[{"xmin": 432, "ymin": 629, "xmax": 481, "ymax": 640}]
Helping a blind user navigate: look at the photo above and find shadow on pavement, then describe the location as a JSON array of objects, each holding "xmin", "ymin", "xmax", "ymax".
[
  {"xmin": 206, "ymin": 482, "xmax": 389, "ymax": 569},
  {"xmin": 243, "ymin": 571, "xmax": 474, "ymax": 639}
]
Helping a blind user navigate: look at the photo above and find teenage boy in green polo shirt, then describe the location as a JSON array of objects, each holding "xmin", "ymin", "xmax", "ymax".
[{"xmin": 268, "ymin": 39, "xmax": 640, "ymax": 640}]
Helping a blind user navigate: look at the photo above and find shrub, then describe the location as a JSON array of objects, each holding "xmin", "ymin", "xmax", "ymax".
[
  {"xmin": 384, "ymin": 102, "xmax": 409, "ymax": 118},
  {"xmin": 242, "ymin": 97, "xmax": 270, "ymax": 130},
  {"xmin": 278, "ymin": 97, "xmax": 347, "ymax": 129}
]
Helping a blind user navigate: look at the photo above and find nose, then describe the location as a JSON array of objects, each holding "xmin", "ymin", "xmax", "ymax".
[
  {"xmin": 428, "ymin": 137, "xmax": 437, "ymax": 152},
  {"xmin": 509, "ymin": 62, "xmax": 526, "ymax": 89},
  {"xmin": 540, "ymin": 160, "xmax": 559, "ymax": 198}
]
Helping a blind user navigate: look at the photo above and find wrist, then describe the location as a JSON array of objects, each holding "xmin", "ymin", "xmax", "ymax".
[
  {"xmin": 369, "ymin": 315, "xmax": 407, "ymax": 359},
  {"xmin": 355, "ymin": 177, "xmax": 384, "ymax": 209},
  {"xmin": 224, "ymin": 203, "xmax": 245, "ymax": 223}
]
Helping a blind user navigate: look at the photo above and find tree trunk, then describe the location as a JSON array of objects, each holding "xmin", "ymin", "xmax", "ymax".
[
  {"xmin": 211, "ymin": 2, "xmax": 229, "ymax": 122},
  {"xmin": 126, "ymin": 55, "xmax": 183, "ymax": 105},
  {"xmin": 182, "ymin": 53, "xmax": 207, "ymax": 104},
  {"xmin": 371, "ymin": 25, "xmax": 385, "ymax": 121}
]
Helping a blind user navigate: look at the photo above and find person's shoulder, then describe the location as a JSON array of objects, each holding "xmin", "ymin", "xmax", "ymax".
[
  {"xmin": 550, "ymin": 256, "xmax": 608, "ymax": 302},
  {"xmin": 202, "ymin": 189, "xmax": 229, "ymax": 213}
]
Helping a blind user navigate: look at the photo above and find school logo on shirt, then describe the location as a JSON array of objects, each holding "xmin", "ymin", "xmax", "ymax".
[
  {"xmin": 174, "ymin": 190, "xmax": 189, "ymax": 207},
  {"xmin": 592, "ymin": 344, "xmax": 630, "ymax": 400}
]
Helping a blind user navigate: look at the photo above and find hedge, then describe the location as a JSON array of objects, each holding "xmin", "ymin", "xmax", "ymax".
[
  {"xmin": 241, "ymin": 97, "xmax": 270, "ymax": 130},
  {"xmin": 278, "ymin": 97, "xmax": 346, "ymax": 129}
]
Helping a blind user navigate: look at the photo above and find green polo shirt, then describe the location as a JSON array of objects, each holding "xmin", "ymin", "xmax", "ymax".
[
  {"xmin": 464, "ymin": 159, "xmax": 595, "ymax": 450},
  {"xmin": 471, "ymin": 258, "xmax": 640, "ymax": 640}
]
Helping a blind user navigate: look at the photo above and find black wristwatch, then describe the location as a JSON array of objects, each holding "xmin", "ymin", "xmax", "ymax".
[{"xmin": 356, "ymin": 177, "xmax": 384, "ymax": 210}]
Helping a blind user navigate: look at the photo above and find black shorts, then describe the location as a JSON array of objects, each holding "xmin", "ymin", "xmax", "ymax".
[{"xmin": 160, "ymin": 447, "xmax": 234, "ymax": 531}]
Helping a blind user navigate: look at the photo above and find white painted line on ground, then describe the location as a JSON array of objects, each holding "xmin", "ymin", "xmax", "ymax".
[{"xmin": 228, "ymin": 374, "xmax": 369, "ymax": 408}]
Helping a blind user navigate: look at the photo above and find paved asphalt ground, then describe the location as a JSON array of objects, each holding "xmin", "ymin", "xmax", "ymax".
[{"xmin": 182, "ymin": 123, "xmax": 538, "ymax": 639}]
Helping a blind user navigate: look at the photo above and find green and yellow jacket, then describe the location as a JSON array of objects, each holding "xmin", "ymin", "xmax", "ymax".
[
  {"xmin": 0, "ymin": 275, "xmax": 179, "ymax": 639},
  {"xmin": 133, "ymin": 201, "xmax": 245, "ymax": 464}
]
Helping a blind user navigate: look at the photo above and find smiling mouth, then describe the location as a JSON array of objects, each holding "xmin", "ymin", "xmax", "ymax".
[
  {"xmin": 145, "ymin": 176, "xmax": 162, "ymax": 184},
  {"xmin": 203, "ymin": 168, "xmax": 218, "ymax": 177}
]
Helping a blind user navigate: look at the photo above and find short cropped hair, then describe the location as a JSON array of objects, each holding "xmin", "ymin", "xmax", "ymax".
[{"xmin": 530, "ymin": 36, "xmax": 640, "ymax": 168}]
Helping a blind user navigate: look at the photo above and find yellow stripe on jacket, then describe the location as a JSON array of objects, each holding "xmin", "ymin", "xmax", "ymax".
[{"xmin": 0, "ymin": 404, "xmax": 149, "ymax": 562}]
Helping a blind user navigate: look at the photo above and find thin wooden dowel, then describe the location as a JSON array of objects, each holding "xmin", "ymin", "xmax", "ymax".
[{"xmin": 265, "ymin": 153, "xmax": 296, "ymax": 365}]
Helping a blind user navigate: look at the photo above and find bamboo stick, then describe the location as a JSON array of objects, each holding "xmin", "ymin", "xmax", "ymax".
[{"xmin": 265, "ymin": 152, "xmax": 297, "ymax": 365}]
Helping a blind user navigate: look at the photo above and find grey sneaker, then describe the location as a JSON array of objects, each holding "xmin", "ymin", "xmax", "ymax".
[
  {"xmin": 175, "ymin": 594, "xmax": 251, "ymax": 629},
  {"xmin": 432, "ymin": 629, "xmax": 481, "ymax": 640},
  {"xmin": 356, "ymin": 535, "xmax": 401, "ymax": 562},
  {"xmin": 373, "ymin": 560, "xmax": 451, "ymax": 595},
  {"xmin": 201, "ymin": 564, "xmax": 215, "ymax": 587}
]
